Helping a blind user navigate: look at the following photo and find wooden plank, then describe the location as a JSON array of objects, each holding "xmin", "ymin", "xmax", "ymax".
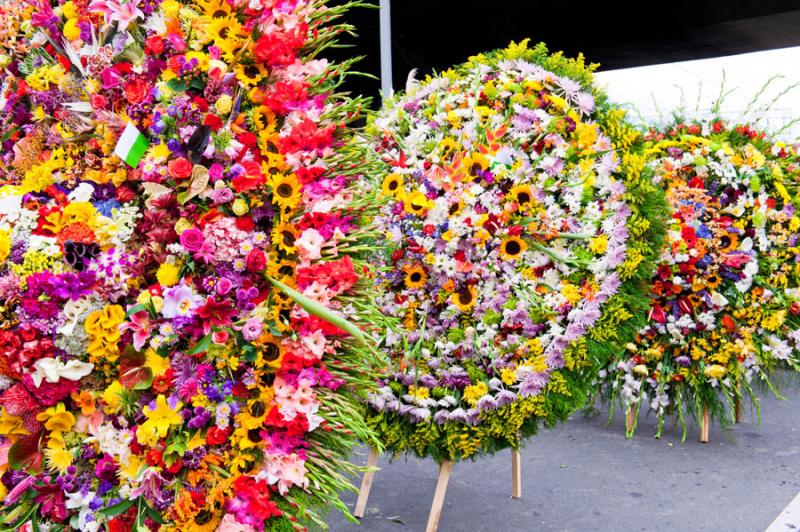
[
  {"xmin": 425, "ymin": 460, "xmax": 454, "ymax": 532},
  {"xmin": 353, "ymin": 448, "xmax": 380, "ymax": 518},
  {"xmin": 699, "ymin": 406, "xmax": 710, "ymax": 443},
  {"xmin": 511, "ymin": 448, "xmax": 522, "ymax": 498}
]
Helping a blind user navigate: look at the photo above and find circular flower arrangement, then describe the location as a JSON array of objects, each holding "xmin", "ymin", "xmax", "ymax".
[
  {"xmin": 0, "ymin": 1, "xmax": 381, "ymax": 530},
  {"xmin": 365, "ymin": 41, "xmax": 667, "ymax": 461},
  {"xmin": 599, "ymin": 120, "xmax": 800, "ymax": 438}
]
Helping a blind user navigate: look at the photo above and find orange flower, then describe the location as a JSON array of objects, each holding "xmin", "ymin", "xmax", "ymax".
[
  {"xmin": 721, "ymin": 314, "xmax": 736, "ymax": 333},
  {"xmin": 71, "ymin": 390, "xmax": 95, "ymax": 416}
]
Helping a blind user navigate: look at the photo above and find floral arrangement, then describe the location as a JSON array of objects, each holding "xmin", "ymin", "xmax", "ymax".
[
  {"xmin": 598, "ymin": 120, "xmax": 800, "ymax": 438},
  {"xmin": 364, "ymin": 41, "xmax": 667, "ymax": 461},
  {"xmin": 0, "ymin": 0, "xmax": 383, "ymax": 530}
]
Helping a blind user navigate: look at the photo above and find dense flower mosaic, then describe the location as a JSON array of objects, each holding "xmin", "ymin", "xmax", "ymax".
[
  {"xmin": 364, "ymin": 41, "xmax": 667, "ymax": 461},
  {"xmin": 599, "ymin": 120, "xmax": 800, "ymax": 438},
  {"xmin": 0, "ymin": 0, "xmax": 382, "ymax": 529}
]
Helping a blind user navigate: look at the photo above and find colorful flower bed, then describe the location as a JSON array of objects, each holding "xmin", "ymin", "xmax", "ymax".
[
  {"xmin": 598, "ymin": 120, "xmax": 800, "ymax": 438},
  {"xmin": 364, "ymin": 41, "xmax": 667, "ymax": 461},
  {"xmin": 0, "ymin": 0, "xmax": 382, "ymax": 529}
]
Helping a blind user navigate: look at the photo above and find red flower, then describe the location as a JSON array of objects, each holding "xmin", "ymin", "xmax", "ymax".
[
  {"xmin": 245, "ymin": 249, "xmax": 267, "ymax": 273},
  {"xmin": 253, "ymin": 24, "xmax": 307, "ymax": 67},
  {"xmin": 204, "ymin": 113, "xmax": 223, "ymax": 130},
  {"xmin": 235, "ymin": 216, "xmax": 255, "ymax": 232},
  {"xmin": 722, "ymin": 314, "xmax": 736, "ymax": 333},
  {"xmin": 124, "ymin": 78, "xmax": 149, "ymax": 105},
  {"xmin": 649, "ymin": 304, "xmax": 666, "ymax": 324},
  {"xmin": 168, "ymin": 157, "xmax": 193, "ymax": 180},
  {"xmin": 145, "ymin": 35, "xmax": 164, "ymax": 54},
  {"xmin": 232, "ymin": 476, "xmax": 282, "ymax": 520},
  {"xmin": 262, "ymin": 80, "xmax": 308, "ymax": 115},
  {"xmin": 196, "ymin": 297, "xmax": 237, "ymax": 331},
  {"xmin": 206, "ymin": 426, "xmax": 231, "ymax": 446},
  {"xmin": 681, "ymin": 226, "xmax": 697, "ymax": 248}
]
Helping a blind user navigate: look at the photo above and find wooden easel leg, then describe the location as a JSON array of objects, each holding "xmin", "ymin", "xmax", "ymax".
[
  {"xmin": 511, "ymin": 448, "xmax": 522, "ymax": 499},
  {"xmin": 699, "ymin": 406, "xmax": 710, "ymax": 443},
  {"xmin": 626, "ymin": 404, "xmax": 635, "ymax": 435},
  {"xmin": 353, "ymin": 448, "xmax": 379, "ymax": 518},
  {"xmin": 734, "ymin": 388, "xmax": 744, "ymax": 424},
  {"xmin": 425, "ymin": 460, "xmax": 454, "ymax": 532}
]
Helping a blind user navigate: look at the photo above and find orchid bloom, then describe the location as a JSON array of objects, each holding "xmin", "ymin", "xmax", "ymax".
[{"xmin": 30, "ymin": 358, "xmax": 94, "ymax": 387}]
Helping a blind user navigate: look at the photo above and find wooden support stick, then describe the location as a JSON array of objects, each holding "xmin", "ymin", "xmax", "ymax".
[
  {"xmin": 626, "ymin": 404, "xmax": 635, "ymax": 434},
  {"xmin": 699, "ymin": 406, "xmax": 710, "ymax": 443},
  {"xmin": 511, "ymin": 448, "xmax": 522, "ymax": 499},
  {"xmin": 425, "ymin": 460, "xmax": 454, "ymax": 532},
  {"xmin": 353, "ymin": 448, "xmax": 379, "ymax": 518},
  {"xmin": 734, "ymin": 385, "xmax": 744, "ymax": 424}
]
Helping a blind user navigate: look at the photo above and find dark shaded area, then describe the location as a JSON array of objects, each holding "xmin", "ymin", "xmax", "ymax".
[{"xmin": 328, "ymin": 1, "xmax": 800, "ymax": 104}]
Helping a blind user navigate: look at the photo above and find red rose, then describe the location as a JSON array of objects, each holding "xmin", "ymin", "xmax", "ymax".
[
  {"xmin": 124, "ymin": 78, "xmax": 149, "ymax": 104},
  {"xmin": 245, "ymin": 249, "xmax": 267, "ymax": 273},
  {"xmin": 168, "ymin": 157, "xmax": 193, "ymax": 180},
  {"xmin": 206, "ymin": 426, "xmax": 230, "ymax": 446},
  {"xmin": 145, "ymin": 35, "xmax": 164, "ymax": 54}
]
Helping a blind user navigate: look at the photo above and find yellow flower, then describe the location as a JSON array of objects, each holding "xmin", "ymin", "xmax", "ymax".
[
  {"xmin": 499, "ymin": 235, "xmax": 527, "ymax": 260},
  {"xmin": 462, "ymin": 382, "xmax": 488, "ymax": 406},
  {"xmin": 500, "ymin": 368, "xmax": 517, "ymax": 386},
  {"xmin": 270, "ymin": 174, "xmax": 302, "ymax": 211},
  {"xmin": 62, "ymin": 18, "xmax": 80, "ymax": 40},
  {"xmin": 381, "ymin": 173, "xmax": 404, "ymax": 197},
  {"xmin": 0, "ymin": 229, "xmax": 10, "ymax": 265},
  {"xmin": 271, "ymin": 221, "xmax": 297, "ymax": 254},
  {"xmin": 156, "ymin": 262, "xmax": 182, "ymax": 287},
  {"xmin": 508, "ymin": 184, "xmax": 534, "ymax": 210},
  {"xmin": 102, "ymin": 380, "xmax": 125, "ymax": 412},
  {"xmin": 36, "ymin": 403, "xmax": 75, "ymax": 433},
  {"xmin": 232, "ymin": 198, "xmax": 249, "ymax": 216},
  {"xmin": 451, "ymin": 285, "xmax": 477, "ymax": 312},
  {"xmin": 215, "ymin": 94, "xmax": 233, "ymax": 115},
  {"xmin": 589, "ymin": 234, "xmax": 608, "ymax": 255},
  {"xmin": 0, "ymin": 407, "xmax": 28, "ymax": 436},
  {"xmin": 575, "ymin": 122, "xmax": 598, "ymax": 150},
  {"xmin": 234, "ymin": 63, "xmax": 268, "ymax": 87},
  {"xmin": 44, "ymin": 446, "xmax": 73, "ymax": 474},
  {"xmin": 403, "ymin": 190, "xmax": 433, "ymax": 216},
  {"xmin": 461, "ymin": 152, "xmax": 489, "ymax": 181},
  {"xmin": 403, "ymin": 264, "xmax": 427, "ymax": 289},
  {"xmin": 146, "ymin": 348, "xmax": 170, "ymax": 377},
  {"xmin": 703, "ymin": 364, "xmax": 727, "ymax": 380},
  {"xmin": 137, "ymin": 395, "xmax": 183, "ymax": 446},
  {"xmin": 408, "ymin": 385, "xmax": 429, "ymax": 400}
]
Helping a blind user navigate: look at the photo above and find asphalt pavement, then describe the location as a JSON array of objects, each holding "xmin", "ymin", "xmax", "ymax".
[{"xmin": 326, "ymin": 382, "xmax": 800, "ymax": 532}]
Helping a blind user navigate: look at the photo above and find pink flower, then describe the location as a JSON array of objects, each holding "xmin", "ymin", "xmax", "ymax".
[
  {"xmin": 89, "ymin": 0, "xmax": 144, "ymax": 32},
  {"xmin": 120, "ymin": 310, "xmax": 155, "ymax": 350},
  {"xmin": 179, "ymin": 228, "xmax": 205, "ymax": 253},
  {"xmin": 241, "ymin": 318, "xmax": 263, "ymax": 341},
  {"xmin": 295, "ymin": 228, "xmax": 324, "ymax": 261}
]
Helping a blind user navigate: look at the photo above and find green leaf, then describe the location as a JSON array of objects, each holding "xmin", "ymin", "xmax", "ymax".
[
  {"xmin": 187, "ymin": 332, "xmax": 213, "ymax": 355},
  {"xmin": 267, "ymin": 276, "xmax": 371, "ymax": 346},
  {"xmin": 145, "ymin": 503, "xmax": 167, "ymax": 525},
  {"xmin": 125, "ymin": 303, "xmax": 147, "ymax": 318},
  {"xmin": 166, "ymin": 78, "xmax": 189, "ymax": 92},
  {"xmin": 97, "ymin": 499, "xmax": 135, "ymax": 518}
]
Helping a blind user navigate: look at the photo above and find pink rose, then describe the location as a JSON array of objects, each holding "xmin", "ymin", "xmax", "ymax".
[{"xmin": 180, "ymin": 228, "xmax": 204, "ymax": 252}]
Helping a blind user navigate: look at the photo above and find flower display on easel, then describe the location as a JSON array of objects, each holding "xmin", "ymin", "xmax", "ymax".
[
  {"xmin": 0, "ymin": 0, "xmax": 383, "ymax": 529},
  {"xmin": 598, "ymin": 120, "xmax": 800, "ymax": 438},
  {"xmin": 364, "ymin": 41, "xmax": 667, "ymax": 461}
]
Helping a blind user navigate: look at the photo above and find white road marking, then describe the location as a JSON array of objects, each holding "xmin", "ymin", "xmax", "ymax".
[{"xmin": 766, "ymin": 492, "xmax": 800, "ymax": 531}]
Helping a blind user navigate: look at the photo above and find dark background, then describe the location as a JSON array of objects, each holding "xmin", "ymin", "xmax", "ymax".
[{"xmin": 329, "ymin": 0, "xmax": 800, "ymax": 104}]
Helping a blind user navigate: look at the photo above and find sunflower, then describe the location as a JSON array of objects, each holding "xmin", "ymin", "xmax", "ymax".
[
  {"xmin": 403, "ymin": 190, "xmax": 433, "ymax": 216},
  {"xmin": 205, "ymin": 17, "xmax": 245, "ymax": 59},
  {"xmin": 499, "ymin": 235, "xmax": 527, "ymax": 260},
  {"xmin": 509, "ymin": 184, "xmax": 534, "ymax": 209},
  {"xmin": 195, "ymin": 0, "xmax": 234, "ymax": 18},
  {"xmin": 403, "ymin": 264, "xmax": 427, "ymax": 289},
  {"xmin": 451, "ymin": 285, "xmax": 477, "ymax": 312},
  {"xmin": 256, "ymin": 333, "xmax": 284, "ymax": 369},
  {"xmin": 705, "ymin": 272, "xmax": 722, "ymax": 289},
  {"xmin": 719, "ymin": 231, "xmax": 739, "ymax": 253},
  {"xmin": 461, "ymin": 152, "xmax": 489, "ymax": 181},
  {"xmin": 381, "ymin": 173, "xmax": 404, "ymax": 197},
  {"xmin": 270, "ymin": 173, "xmax": 302, "ymax": 210},
  {"xmin": 266, "ymin": 257, "xmax": 295, "ymax": 280},
  {"xmin": 271, "ymin": 221, "xmax": 297, "ymax": 253},
  {"xmin": 235, "ymin": 62, "xmax": 269, "ymax": 88},
  {"xmin": 437, "ymin": 138, "xmax": 459, "ymax": 161},
  {"xmin": 448, "ymin": 200, "xmax": 464, "ymax": 216}
]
